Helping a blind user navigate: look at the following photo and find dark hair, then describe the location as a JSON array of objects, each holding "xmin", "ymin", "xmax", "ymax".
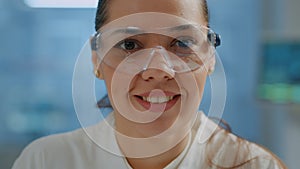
[
  {"xmin": 95, "ymin": 0, "xmax": 209, "ymax": 31},
  {"xmin": 95, "ymin": 0, "xmax": 109, "ymax": 31}
]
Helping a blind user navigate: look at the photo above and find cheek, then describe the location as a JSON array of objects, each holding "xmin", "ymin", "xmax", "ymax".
[
  {"xmin": 192, "ymin": 70, "xmax": 207, "ymax": 98},
  {"xmin": 184, "ymin": 72, "xmax": 206, "ymax": 114},
  {"xmin": 101, "ymin": 64, "xmax": 114, "ymax": 95},
  {"xmin": 101, "ymin": 62, "xmax": 136, "ymax": 107},
  {"xmin": 196, "ymin": 74, "xmax": 206, "ymax": 91},
  {"xmin": 176, "ymin": 70, "xmax": 206, "ymax": 104}
]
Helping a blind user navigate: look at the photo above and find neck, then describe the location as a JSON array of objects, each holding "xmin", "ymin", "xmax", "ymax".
[{"xmin": 125, "ymin": 133, "xmax": 190, "ymax": 169}]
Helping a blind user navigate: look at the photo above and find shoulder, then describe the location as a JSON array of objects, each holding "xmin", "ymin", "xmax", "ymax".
[
  {"xmin": 12, "ymin": 114, "xmax": 118, "ymax": 169},
  {"xmin": 190, "ymin": 112, "xmax": 287, "ymax": 169},
  {"xmin": 12, "ymin": 114, "xmax": 120, "ymax": 169},
  {"xmin": 27, "ymin": 127, "xmax": 90, "ymax": 152},
  {"xmin": 12, "ymin": 128, "xmax": 89, "ymax": 169}
]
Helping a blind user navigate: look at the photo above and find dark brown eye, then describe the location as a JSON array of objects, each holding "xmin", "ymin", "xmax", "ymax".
[
  {"xmin": 123, "ymin": 41, "xmax": 136, "ymax": 50},
  {"xmin": 118, "ymin": 39, "xmax": 142, "ymax": 51},
  {"xmin": 172, "ymin": 37, "xmax": 196, "ymax": 48},
  {"xmin": 170, "ymin": 37, "xmax": 197, "ymax": 57}
]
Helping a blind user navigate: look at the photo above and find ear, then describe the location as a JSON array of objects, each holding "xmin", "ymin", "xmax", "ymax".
[{"xmin": 90, "ymin": 37, "xmax": 104, "ymax": 79}]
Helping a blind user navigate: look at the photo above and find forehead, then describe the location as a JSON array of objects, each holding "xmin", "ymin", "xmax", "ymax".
[{"xmin": 106, "ymin": 0, "xmax": 204, "ymax": 25}]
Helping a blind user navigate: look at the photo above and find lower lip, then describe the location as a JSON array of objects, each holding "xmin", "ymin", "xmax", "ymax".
[{"xmin": 135, "ymin": 95, "xmax": 180, "ymax": 112}]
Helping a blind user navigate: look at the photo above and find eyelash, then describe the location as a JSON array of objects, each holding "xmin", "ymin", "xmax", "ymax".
[
  {"xmin": 116, "ymin": 37, "xmax": 197, "ymax": 52},
  {"xmin": 171, "ymin": 38, "xmax": 196, "ymax": 48},
  {"xmin": 116, "ymin": 39, "xmax": 143, "ymax": 51}
]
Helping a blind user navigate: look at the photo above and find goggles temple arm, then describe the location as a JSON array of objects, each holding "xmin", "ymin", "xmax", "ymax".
[
  {"xmin": 207, "ymin": 32, "xmax": 221, "ymax": 48},
  {"xmin": 91, "ymin": 32, "xmax": 101, "ymax": 51}
]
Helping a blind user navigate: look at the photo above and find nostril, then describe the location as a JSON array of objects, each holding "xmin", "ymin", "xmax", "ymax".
[
  {"xmin": 141, "ymin": 67, "xmax": 175, "ymax": 81},
  {"xmin": 164, "ymin": 75, "xmax": 172, "ymax": 80}
]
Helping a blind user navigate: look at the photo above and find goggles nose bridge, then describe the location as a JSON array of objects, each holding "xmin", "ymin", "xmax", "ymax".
[{"xmin": 142, "ymin": 46, "xmax": 175, "ymax": 72}]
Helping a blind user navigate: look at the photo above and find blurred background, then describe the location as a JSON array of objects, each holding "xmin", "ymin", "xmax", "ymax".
[{"xmin": 0, "ymin": 0, "xmax": 299, "ymax": 168}]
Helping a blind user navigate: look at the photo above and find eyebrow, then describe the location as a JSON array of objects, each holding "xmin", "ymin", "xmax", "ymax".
[{"xmin": 168, "ymin": 24, "xmax": 198, "ymax": 31}]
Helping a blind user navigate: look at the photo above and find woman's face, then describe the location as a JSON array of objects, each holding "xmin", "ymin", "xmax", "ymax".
[{"xmin": 93, "ymin": 0, "xmax": 213, "ymax": 138}]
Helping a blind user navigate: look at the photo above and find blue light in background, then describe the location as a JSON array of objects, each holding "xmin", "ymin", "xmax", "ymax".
[{"xmin": 24, "ymin": 0, "xmax": 98, "ymax": 8}]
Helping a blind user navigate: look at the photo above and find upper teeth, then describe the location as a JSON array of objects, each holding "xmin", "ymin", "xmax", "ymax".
[{"xmin": 142, "ymin": 96, "xmax": 174, "ymax": 104}]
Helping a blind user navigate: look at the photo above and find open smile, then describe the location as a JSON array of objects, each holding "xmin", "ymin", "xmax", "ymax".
[
  {"xmin": 140, "ymin": 95, "xmax": 176, "ymax": 104},
  {"xmin": 134, "ymin": 91, "xmax": 181, "ymax": 112}
]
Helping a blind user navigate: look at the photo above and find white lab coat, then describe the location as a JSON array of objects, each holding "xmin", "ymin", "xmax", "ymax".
[{"xmin": 12, "ymin": 112, "xmax": 284, "ymax": 169}]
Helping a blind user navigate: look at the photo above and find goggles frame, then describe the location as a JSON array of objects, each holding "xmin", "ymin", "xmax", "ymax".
[{"xmin": 91, "ymin": 26, "xmax": 221, "ymax": 51}]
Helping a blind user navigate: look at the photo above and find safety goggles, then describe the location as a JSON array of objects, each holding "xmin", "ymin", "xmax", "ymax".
[{"xmin": 91, "ymin": 16, "xmax": 221, "ymax": 74}]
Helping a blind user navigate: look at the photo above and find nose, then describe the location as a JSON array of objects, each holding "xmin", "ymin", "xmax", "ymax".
[
  {"xmin": 141, "ymin": 68, "xmax": 175, "ymax": 81},
  {"xmin": 141, "ymin": 47, "xmax": 175, "ymax": 81}
]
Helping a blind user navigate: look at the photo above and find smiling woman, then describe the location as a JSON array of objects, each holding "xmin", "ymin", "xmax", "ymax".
[{"xmin": 12, "ymin": 0, "xmax": 287, "ymax": 168}]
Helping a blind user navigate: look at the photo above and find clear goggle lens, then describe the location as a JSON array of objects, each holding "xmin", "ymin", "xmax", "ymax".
[{"xmin": 92, "ymin": 25, "xmax": 219, "ymax": 73}]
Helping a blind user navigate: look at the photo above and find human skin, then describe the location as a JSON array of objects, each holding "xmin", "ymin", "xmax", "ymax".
[{"xmin": 91, "ymin": 0, "xmax": 214, "ymax": 168}]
